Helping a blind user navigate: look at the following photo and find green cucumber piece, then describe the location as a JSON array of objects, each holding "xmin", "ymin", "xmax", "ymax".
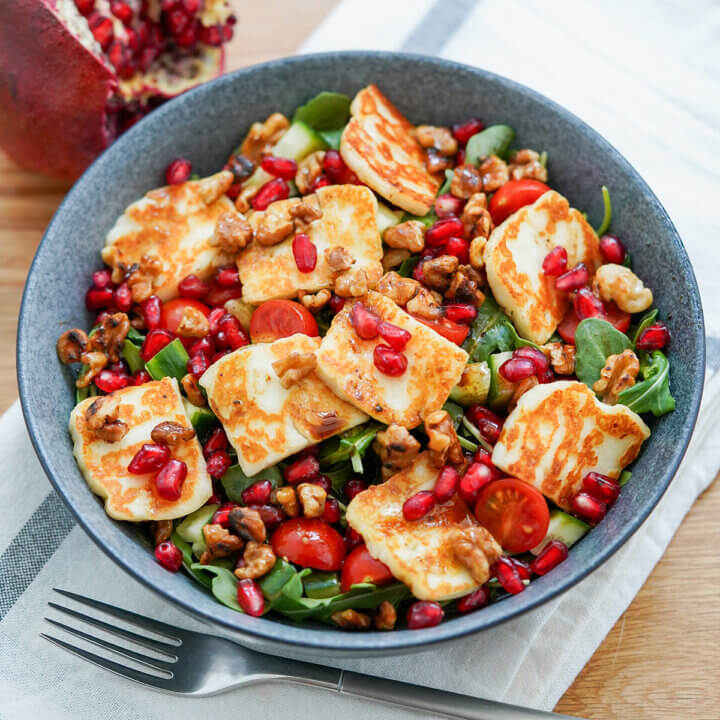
[
  {"xmin": 176, "ymin": 504, "xmax": 219, "ymax": 559},
  {"xmin": 449, "ymin": 362, "xmax": 490, "ymax": 407},
  {"xmin": 303, "ymin": 571, "xmax": 342, "ymax": 599},
  {"xmin": 144, "ymin": 338, "xmax": 189, "ymax": 383},
  {"xmin": 122, "ymin": 339, "xmax": 144, "ymax": 374},
  {"xmin": 260, "ymin": 558, "xmax": 298, "ymax": 602},
  {"xmin": 487, "ymin": 351, "xmax": 516, "ymax": 411},
  {"xmin": 182, "ymin": 398, "xmax": 218, "ymax": 436},
  {"xmin": 377, "ymin": 201, "xmax": 403, "ymax": 235},
  {"xmin": 531, "ymin": 509, "xmax": 590, "ymax": 556}
]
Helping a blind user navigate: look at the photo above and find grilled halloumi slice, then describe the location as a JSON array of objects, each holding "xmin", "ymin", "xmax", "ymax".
[
  {"xmin": 102, "ymin": 172, "xmax": 235, "ymax": 301},
  {"xmin": 315, "ymin": 291, "xmax": 468, "ymax": 428},
  {"xmin": 340, "ymin": 84, "xmax": 440, "ymax": 215},
  {"xmin": 483, "ymin": 190, "xmax": 602, "ymax": 344},
  {"xmin": 346, "ymin": 453, "xmax": 502, "ymax": 601},
  {"xmin": 199, "ymin": 334, "xmax": 368, "ymax": 477},
  {"xmin": 69, "ymin": 377, "xmax": 212, "ymax": 521},
  {"xmin": 492, "ymin": 381, "xmax": 650, "ymax": 511},
  {"xmin": 237, "ymin": 184, "xmax": 382, "ymax": 304}
]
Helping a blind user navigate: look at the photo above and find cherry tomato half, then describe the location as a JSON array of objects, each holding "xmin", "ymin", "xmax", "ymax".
[
  {"xmin": 249, "ymin": 299, "xmax": 319, "ymax": 343},
  {"xmin": 474, "ymin": 478, "xmax": 550, "ymax": 553},
  {"xmin": 489, "ymin": 179, "xmax": 551, "ymax": 225},
  {"xmin": 557, "ymin": 302, "xmax": 631, "ymax": 344},
  {"xmin": 340, "ymin": 545, "xmax": 394, "ymax": 592},
  {"xmin": 271, "ymin": 517, "xmax": 346, "ymax": 571},
  {"xmin": 410, "ymin": 315, "xmax": 469, "ymax": 345},
  {"xmin": 160, "ymin": 298, "xmax": 211, "ymax": 346}
]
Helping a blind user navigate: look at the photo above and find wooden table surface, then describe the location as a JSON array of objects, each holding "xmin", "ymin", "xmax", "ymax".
[{"xmin": 1, "ymin": 2, "xmax": 717, "ymax": 717}]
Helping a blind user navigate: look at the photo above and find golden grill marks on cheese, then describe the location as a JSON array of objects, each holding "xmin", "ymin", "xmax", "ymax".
[
  {"xmin": 339, "ymin": 84, "xmax": 440, "ymax": 215},
  {"xmin": 237, "ymin": 184, "xmax": 383, "ymax": 304},
  {"xmin": 315, "ymin": 291, "xmax": 468, "ymax": 428},
  {"xmin": 69, "ymin": 378, "xmax": 212, "ymax": 522},
  {"xmin": 102, "ymin": 172, "xmax": 235, "ymax": 301},
  {"xmin": 199, "ymin": 334, "xmax": 368, "ymax": 477},
  {"xmin": 492, "ymin": 381, "xmax": 650, "ymax": 512},
  {"xmin": 346, "ymin": 453, "xmax": 502, "ymax": 601},
  {"xmin": 483, "ymin": 190, "xmax": 602, "ymax": 344}
]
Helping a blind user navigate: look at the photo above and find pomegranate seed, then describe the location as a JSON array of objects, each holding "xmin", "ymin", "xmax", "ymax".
[
  {"xmin": 574, "ymin": 287, "xmax": 604, "ymax": 319},
  {"xmin": 444, "ymin": 303, "xmax": 477, "ymax": 324},
  {"xmin": 132, "ymin": 369, "xmax": 151, "ymax": 385},
  {"xmin": 434, "ymin": 194, "xmax": 465, "ymax": 218},
  {"xmin": 323, "ymin": 497, "xmax": 341, "ymax": 524},
  {"xmin": 252, "ymin": 178, "xmax": 289, "ymax": 210},
  {"xmin": 537, "ymin": 367, "xmax": 556, "ymax": 384},
  {"xmin": 241, "ymin": 480, "xmax": 273, "ymax": 506},
  {"xmin": 154, "ymin": 541, "xmax": 183, "ymax": 572},
  {"xmin": 542, "ymin": 246, "xmax": 568, "ymax": 276},
  {"xmin": 452, "ymin": 118, "xmax": 484, "ymax": 146},
  {"xmin": 92, "ymin": 268, "xmax": 112, "ymax": 289},
  {"xmin": 345, "ymin": 527, "xmax": 363, "ymax": 552},
  {"xmin": 249, "ymin": 504, "xmax": 285, "ymax": 533},
  {"xmin": 113, "ymin": 282, "xmax": 132, "ymax": 312},
  {"xmin": 140, "ymin": 329, "xmax": 174, "ymax": 361},
  {"xmin": 75, "ymin": 0, "xmax": 95, "ymax": 16},
  {"xmin": 373, "ymin": 345, "xmax": 408, "ymax": 377},
  {"xmin": 434, "ymin": 466, "xmax": 460, "ymax": 503},
  {"xmin": 512, "ymin": 558, "xmax": 532, "ymax": 580},
  {"xmin": 125, "ymin": 27, "xmax": 139, "ymax": 52},
  {"xmin": 189, "ymin": 336, "xmax": 214, "ymax": 358},
  {"xmin": 208, "ymin": 307, "xmax": 226, "ymax": 334},
  {"xmin": 556, "ymin": 263, "xmax": 589, "ymax": 292},
  {"xmin": 531, "ymin": 540, "xmax": 569, "ymax": 575},
  {"xmin": 492, "ymin": 557, "xmax": 525, "ymax": 594},
  {"xmin": 187, "ymin": 352, "xmax": 209, "ymax": 378},
  {"xmin": 473, "ymin": 449, "xmax": 504, "ymax": 480},
  {"xmin": 311, "ymin": 475, "xmax": 332, "ymax": 494},
  {"xmin": 402, "ymin": 491, "xmax": 436, "ymax": 521},
  {"xmin": 215, "ymin": 266, "xmax": 241, "ymax": 288},
  {"xmin": 284, "ymin": 455, "xmax": 320, "ymax": 484},
  {"xmin": 499, "ymin": 356, "xmax": 536, "ymax": 383},
  {"xmin": 206, "ymin": 450, "xmax": 231, "ymax": 479},
  {"xmin": 466, "ymin": 405, "xmax": 504, "ymax": 445},
  {"xmin": 161, "ymin": 0, "xmax": 178, "ymax": 12},
  {"xmin": 636, "ymin": 322, "xmax": 670, "ymax": 351},
  {"xmin": 425, "ymin": 217, "xmax": 465, "ymax": 247},
  {"xmin": 582, "ymin": 472, "xmax": 620, "ymax": 504},
  {"xmin": 94, "ymin": 369, "xmax": 131, "ymax": 393},
  {"xmin": 167, "ymin": 8, "xmax": 188, "ymax": 35},
  {"xmin": 216, "ymin": 314, "xmax": 248, "ymax": 351},
  {"xmin": 203, "ymin": 427, "xmax": 228, "ymax": 458},
  {"xmin": 599, "ymin": 234, "xmax": 626, "ymax": 264},
  {"xmin": 571, "ymin": 492, "xmax": 607, "ymax": 524},
  {"xmin": 179, "ymin": 0, "xmax": 200, "ymax": 12},
  {"xmin": 444, "ymin": 236, "xmax": 470, "ymax": 264},
  {"xmin": 344, "ymin": 478, "xmax": 368, "ymax": 501},
  {"xmin": 322, "ymin": 149, "xmax": 358, "ymax": 184},
  {"xmin": 457, "ymin": 586, "xmax": 490, "ymax": 613},
  {"xmin": 406, "ymin": 601, "xmax": 444, "ymax": 629},
  {"xmin": 328, "ymin": 295, "xmax": 345, "ymax": 314},
  {"xmin": 110, "ymin": 0, "xmax": 133, "ymax": 23},
  {"xmin": 513, "ymin": 346, "xmax": 550, "ymax": 374},
  {"xmin": 165, "ymin": 158, "xmax": 192, "ymax": 185},
  {"xmin": 377, "ymin": 321, "xmax": 411, "ymax": 351},
  {"xmin": 199, "ymin": 23, "xmax": 223, "ymax": 46},
  {"xmin": 458, "ymin": 463, "xmax": 494, "ymax": 506},
  {"xmin": 350, "ymin": 302, "xmax": 380, "ymax": 340},
  {"xmin": 89, "ymin": 13, "xmax": 114, "ymax": 50},
  {"xmin": 236, "ymin": 578, "xmax": 265, "ymax": 616},
  {"xmin": 221, "ymin": 21, "xmax": 234, "ymax": 41},
  {"xmin": 310, "ymin": 174, "xmax": 331, "ymax": 191},
  {"xmin": 455, "ymin": 148, "xmax": 466, "ymax": 165},
  {"xmin": 292, "ymin": 233, "xmax": 317, "ymax": 273},
  {"xmin": 109, "ymin": 360, "xmax": 128, "ymax": 374},
  {"xmin": 155, "ymin": 459, "xmax": 187, "ymax": 500},
  {"xmin": 128, "ymin": 443, "xmax": 171, "ymax": 474},
  {"xmin": 261, "ymin": 156, "xmax": 298, "ymax": 181},
  {"xmin": 211, "ymin": 503, "xmax": 235, "ymax": 528},
  {"xmin": 140, "ymin": 295, "xmax": 162, "ymax": 330},
  {"xmin": 85, "ymin": 286, "xmax": 114, "ymax": 311}
]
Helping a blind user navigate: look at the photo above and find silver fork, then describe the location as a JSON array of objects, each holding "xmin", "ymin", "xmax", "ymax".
[{"xmin": 42, "ymin": 589, "xmax": 583, "ymax": 720}]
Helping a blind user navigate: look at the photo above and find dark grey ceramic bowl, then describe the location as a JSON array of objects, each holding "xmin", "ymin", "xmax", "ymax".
[{"xmin": 18, "ymin": 52, "xmax": 704, "ymax": 657}]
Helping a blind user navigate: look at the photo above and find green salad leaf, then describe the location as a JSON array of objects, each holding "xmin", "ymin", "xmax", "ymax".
[
  {"xmin": 617, "ymin": 350, "xmax": 675, "ymax": 416},
  {"xmin": 400, "ymin": 211, "xmax": 438, "ymax": 229},
  {"xmin": 503, "ymin": 321, "xmax": 539, "ymax": 350},
  {"xmin": 172, "ymin": 532, "xmax": 213, "ymax": 589},
  {"xmin": 437, "ymin": 169, "xmax": 454, "ymax": 196},
  {"xmin": 465, "ymin": 125, "xmax": 515, "ymax": 165},
  {"xmin": 319, "ymin": 421, "xmax": 381, "ymax": 474},
  {"xmin": 293, "ymin": 91, "xmax": 351, "ymax": 131},
  {"xmin": 462, "ymin": 295, "xmax": 514, "ymax": 363},
  {"xmin": 121, "ymin": 339, "xmax": 144, "ymax": 373},
  {"xmin": 630, "ymin": 308, "xmax": 658, "ymax": 346},
  {"xmin": 189, "ymin": 563, "xmax": 244, "ymax": 612},
  {"xmin": 318, "ymin": 128, "xmax": 343, "ymax": 149},
  {"xmin": 220, "ymin": 464, "xmax": 282, "ymax": 503},
  {"xmin": 574, "ymin": 318, "xmax": 632, "ymax": 388},
  {"xmin": 396, "ymin": 255, "xmax": 421, "ymax": 278}
]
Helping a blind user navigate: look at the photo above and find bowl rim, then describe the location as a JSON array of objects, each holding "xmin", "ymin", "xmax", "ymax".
[{"xmin": 17, "ymin": 50, "xmax": 706, "ymax": 653}]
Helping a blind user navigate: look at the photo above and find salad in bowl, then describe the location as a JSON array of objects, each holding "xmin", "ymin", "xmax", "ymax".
[{"xmin": 56, "ymin": 84, "xmax": 674, "ymax": 632}]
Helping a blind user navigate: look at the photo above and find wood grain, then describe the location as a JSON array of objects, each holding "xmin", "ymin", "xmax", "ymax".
[{"xmin": 1, "ymin": 3, "xmax": 717, "ymax": 718}]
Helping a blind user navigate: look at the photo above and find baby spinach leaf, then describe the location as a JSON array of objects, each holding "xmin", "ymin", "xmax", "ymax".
[
  {"xmin": 463, "ymin": 295, "xmax": 514, "ymax": 363},
  {"xmin": 503, "ymin": 321, "xmax": 539, "ymax": 350},
  {"xmin": 617, "ymin": 350, "xmax": 675, "ymax": 416},
  {"xmin": 574, "ymin": 318, "xmax": 631, "ymax": 388},
  {"xmin": 172, "ymin": 532, "xmax": 213, "ymax": 589},
  {"xmin": 293, "ymin": 91, "xmax": 351, "ymax": 131},
  {"xmin": 190, "ymin": 563, "xmax": 244, "ymax": 612},
  {"xmin": 220, "ymin": 464, "xmax": 282, "ymax": 502},
  {"xmin": 630, "ymin": 308, "xmax": 658, "ymax": 346},
  {"xmin": 318, "ymin": 127, "xmax": 344, "ymax": 150},
  {"xmin": 465, "ymin": 125, "xmax": 515, "ymax": 165},
  {"xmin": 594, "ymin": 185, "xmax": 612, "ymax": 236},
  {"xmin": 437, "ymin": 169, "xmax": 454, "ymax": 196}
]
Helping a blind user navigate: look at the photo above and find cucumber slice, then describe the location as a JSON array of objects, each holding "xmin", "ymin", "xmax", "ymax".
[
  {"xmin": 176, "ymin": 504, "xmax": 219, "ymax": 559},
  {"xmin": 531, "ymin": 509, "xmax": 590, "ymax": 556},
  {"xmin": 487, "ymin": 351, "xmax": 516, "ymax": 411},
  {"xmin": 182, "ymin": 398, "xmax": 218, "ymax": 437},
  {"xmin": 377, "ymin": 201, "xmax": 403, "ymax": 235},
  {"xmin": 122, "ymin": 339, "xmax": 144, "ymax": 374},
  {"xmin": 450, "ymin": 362, "xmax": 490, "ymax": 407},
  {"xmin": 145, "ymin": 338, "xmax": 189, "ymax": 383},
  {"xmin": 303, "ymin": 571, "xmax": 342, "ymax": 599}
]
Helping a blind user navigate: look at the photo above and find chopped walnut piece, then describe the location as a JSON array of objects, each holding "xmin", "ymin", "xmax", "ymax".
[
  {"xmin": 416, "ymin": 125, "xmax": 458, "ymax": 156},
  {"xmin": 454, "ymin": 527, "xmax": 502, "ymax": 584},
  {"xmin": 176, "ymin": 306, "xmax": 210, "ymax": 339},
  {"xmin": 331, "ymin": 609, "xmax": 371, "ymax": 630},
  {"xmin": 508, "ymin": 149, "xmax": 547, "ymax": 182},
  {"xmin": 272, "ymin": 486, "xmax": 299, "ymax": 518},
  {"xmin": 479, "ymin": 155, "xmax": 509, "ymax": 192},
  {"xmin": 383, "ymin": 220, "xmax": 425, "ymax": 253},
  {"xmin": 195, "ymin": 170, "xmax": 234, "ymax": 205},
  {"xmin": 543, "ymin": 342, "xmax": 576, "ymax": 375},
  {"xmin": 57, "ymin": 329, "xmax": 89, "ymax": 364},
  {"xmin": 461, "ymin": 192, "xmax": 493, "ymax": 241},
  {"xmin": 181, "ymin": 373, "xmax": 206, "ymax": 406},
  {"xmin": 593, "ymin": 349, "xmax": 640, "ymax": 404},
  {"xmin": 234, "ymin": 541, "xmax": 276, "ymax": 580},
  {"xmin": 295, "ymin": 151, "xmax": 326, "ymax": 195},
  {"xmin": 373, "ymin": 423, "xmax": 421, "ymax": 480},
  {"xmin": 150, "ymin": 421, "xmax": 195, "ymax": 446},
  {"xmin": 424, "ymin": 409, "xmax": 464, "ymax": 468},
  {"xmin": 84, "ymin": 396, "xmax": 128, "ymax": 443},
  {"xmin": 593, "ymin": 264, "xmax": 653, "ymax": 314},
  {"xmin": 228, "ymin": 507, "xmax": 267, "ymax": 543},
  {"xmin": 445, "ymin": 265, "xmax": 485, "ymax": 305},
  {"xmin": 334, "ymin": 266, "xmax": 369, "ymax": 298},
  {"xmin": 376, "ymin": 272, "xmax": 420, "ymax": 307},
  {"xmin": 421, "ymin": 255, "xmax": 460, "ymax": 292},
  {"xmin": 127, "ymin": 255, "xmax": 163, "ymax": 303},
  {"xmin": 406, "ymin": 285, "xmax": 444, "ymax": 320},
  {"xmin": 235, "ymin": 185, "xmax": 259, "ymax": 213},
  {"xmin": 272, "ymin": 351, "xmax": 317, "ymax": 388},
  {"xmin": 469, "ymin": 236, "xmax": 487, "ymax": 271},
  {"xmin": 382, "ymin": 249, "xmax": 411, "ymax": 273},
  {"xmin": 212, "ymin": 211, "xmax": 253, "ymax": 255},
  {"xmin": 76, "ymin": 351, "xmax": 108, "ymax": 388},
  {"xmin": 150, "ymin": 520, "xmax": 173, "ymax": 546},
  {"xmin": 451, "ymin": 164, "xmax": 483, "ymax": 199},
  {"xmin": 240, "ymin": 112, "xmax": 290, "ymax": 164},
  {"xmin": 374, "ymin": 601, "xmax": 397, "ymax": 630},
  {"xmin": 298, "ymin": 289, "xmax": 332, "ymax": 312},
  {"xmin": 297, "ymin": 483, "xmax": 327, "ymax": 518},
  {"xmin": 88, "ymin": 312, "xmax": 130, "ymax": 363},
  {"xmin": 288, "ymin": 195, "xmax": 322, "ymax": 231},
  {"xmin": 325, "ymin": 246, "xmax": 355, "ymax": 273},
  {"xmin": 507, "ymin": 375, "xmax": 539, "ymax": 413},
  {"xmin": 425, "ymin": 147, "xmax": 453, "ymax": 174},
  {"xmin": 253, "ymin": 204, "xmax": 295, "ymax": 246},
  {"xmin": 200, "ymin": 523, "xmax": 244, "ymax": 565}
]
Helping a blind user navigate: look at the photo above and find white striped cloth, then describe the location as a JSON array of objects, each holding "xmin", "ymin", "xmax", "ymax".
[{"xmin": 1, "ymin": 1, "xmax": 719, "ymax": 717}]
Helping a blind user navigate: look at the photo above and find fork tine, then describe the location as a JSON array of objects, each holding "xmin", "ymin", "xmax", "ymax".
[
  {"xmin": 53, "ymin": 589, "xmax": 182, "ymax": 643},
  {"xmin": 44, "ymin": 617, "xmax": 177, "ymax": 668},
  {"xmin": 41, "ymin": 633, "xmax": 177, "ymax": 692}
]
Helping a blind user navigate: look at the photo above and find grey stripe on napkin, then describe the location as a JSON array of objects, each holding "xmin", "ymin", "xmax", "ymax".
[{"xmin": 400, "ymin": 0, "xmax": 479, "ymax": 53}]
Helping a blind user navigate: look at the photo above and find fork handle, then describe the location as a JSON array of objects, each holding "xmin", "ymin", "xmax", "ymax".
[{"xmin": 338, "ymin": 671, "xmax": 583, "ymax": 720}]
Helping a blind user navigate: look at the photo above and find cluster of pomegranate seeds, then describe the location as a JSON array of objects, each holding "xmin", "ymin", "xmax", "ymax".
[
  {"xmin": 252, "ymin": 177, "xmax": 290, "ymax": 210},
  {"xmin": 492, "ymin": 556, "xmax": 526, "ymax": 595},
  {"xmin": 531, "ymin": 540, "xmax": 569, "ymax": 575},
  {"xmin": 434, "ymin": 193, "xmax": 465, "ymax": 218},
  {"xmin": 433, "ymin": 466, "xmax": 460, "ymax": 503},
  {"xmin": 574, "ymin": 286, "xmax": 604, "ymax": 320},
  {"xmin": 348, "ymin": 302, "xmax": 410, "ymax": 376},
  {"xmin": 323, "ymin": 497, "xmax": 341, "ymax": 524},
  {"xmin": 129, "ymin": 443, "xmax": 171, "ymax": 474},
  {"xmin": 582, "ymin": 471, "xmax": 620, "ymax": 504},
  {"xmin": 555, "ymin": 262, "xmax": 590, "ymax": 292},
  {"xmin": 457, "ymin": 586, "xmax": 490, "ymax": 613},
  {"xmin": 444, "ymin": 303, "xmax": 477, "ymax": 325},
  {"xmin": 260, "ymin": 155, "xmax": 297, "ymax": 181},
  {"xmin": 203, "ymin": 427, "xmax": 228, "ymax": 458},
  {"xmin": 322, "ymin": 150, "xmax": 359, "ymax": 185},
  {"xmin": 344, "ymin": 477, "xmax": 368, "ymax": 501},
  {"xmin": 636, "ymin": 322, "xmax": 670, "ymax": 351},
  {"xmin": 165, "ymin": 157, "xmax": 192, "ymax": 185},
  {"xmin": 154, "ymin": 541, "xmax": 183, "ymax": 572},
  {"xmin": 406, "ymin": 600, "xmax": 444, "ymax": 629},
  {"xmin": 155, "ymin": 459, "xmax": 188, "ymax": 500},
  {"xmin": 458, "ymin": 462, "xmax": 495, "ymax": 506},
  {"xmin": 402, "ymin": 490, "xmax": 436, "ymax": 521},
  {"xmin": 141, "ymin": 329, "xmax": 175, "ymax": 361},
  {"xmin": 178, "ymin": 274, "xmax": 210, "ymax": 300},
  {"xmin": 452, "ymin": 117, "xmax": 484, "ymax": 146},
  {"xmin": 205, "ymin": 449, "xmax": 232, "ymax": 479},
  {"xmin": 292, "ymin": 233, "xmax": 317, "ymax": 273},
  {"xmin": 599, "ymin": 234, "xmax": 626, "ymax": 264},
  {"xmin": 284, "ymin": 454, "xmax": 320, "ymax": 484},
  {"xmin": 466, "ymin": 405, "xmax": 504, "ymax": 445},
  {"xmin": 499, "ymin": 346, "xmax": 553, "ymax": 385},
  {"xmin": 425, "ymin": 217, "xmax": 464, "ymax": 247}
]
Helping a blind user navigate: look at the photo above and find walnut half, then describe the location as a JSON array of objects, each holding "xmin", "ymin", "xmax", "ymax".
[
  {"xmin": 57, "ymin": 329, "xmax": 89, "ymax": 364},
  {"xmin": 373, "ymin": 423, "xmax": 421, "ymax": 480},
  {"xmin": 234, "ymin": 541, "xmax": 276, "ymax": 580},
  {"xmin": 84, "ymin": 396, "xmax": 128, "ymax": 443},
  {"xmin": 424, "ymin": 410, "xmax": 464, "ymax": 468},
  {"xmin": 593, "ymin": 349, "xmax": 640, "ymax": 404}
]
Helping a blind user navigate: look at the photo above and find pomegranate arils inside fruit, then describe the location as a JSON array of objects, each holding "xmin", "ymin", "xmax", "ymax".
[
  {"xmin": 444, "ymin": 236, "xmax": 470, "ymax": 264},
  {"xmin": 113, "ymin": 282, "xmax": 132, "ymax": 312},
  {"xmin": 452, "ymin": 117, "xmax": 484, "ymax": 146},
  {"xmin": 141, "ymin": 295, "xmax": 162, "ymax": 330},
  {"xmin": 261, "ymin": 155, "xmax": 298, "ymax": 181},
  {"xmin": 599, "ymin": 234, "xmax": 626, "ymax": 264},
  {"xmin": 252, "ymin": 177, "xmax": 289, "ymax": 210},
  {"xmin": 206, "ymin": 450, "xmax": 232, "ymax": 479},
  {"xmin": 402, "ymin": 491, "xmax": 436, "ymax": 521},
  {"xmin": 179, "ymin": 274, "xmax": 210, "ymax": 300},
  {"xmin": 459, "ymin": 462, "xmax": 494, "ymax": 506},
  {"xmin": 323, "ymin": 498, "xmax": 341, "ymax": 524},
  {"xmin": 92, "ymin": 268, "xmax": 112, "ymax": 289},
  {"xmin": 571, "ymin": 492, "xmax": 607, "ymax": 524},
  {"xmin": 444, "ymin": 303, "xmax": 477, "ymax": 324},
  {"xmin": 284, "ymin": 455, "xmax": 320, "ymax": 484},
  {"xmin": 406, "ymin": 601, "xmax": 444, "ymax": 629},
  {"xmin": 128, "ymin": 443, "xmax": 171, "ymax": 474},
  {"xmin": 167, "ymin": 9, "xmax": 189, "ymax": 35},
  {"xmin": 155, "ymin": 459, "xmax": 187, "ymax": 501},
  {"xmin": 466, "ymin": 405, "xmax": 504, "ymax": 445},
  {"xmin": 181, "ymin": 0, "xmax": 201, "ymax": 14},
  {"xmin": 373, "ymin": 345, "xmax": 408, "ymax": 377},
  {"xmin": 582, "ymin": 471, "xmax": 620, "ymax": 504},
  {"xmin": 109, "ymin": 0, "xmax": 133, "ymax": 24},
  {"xmin": 434, "ymin": 194, "xmax": 465, "ymax": 218},
  {"xmin": 542, "ymin": 246, "xmax": 568, "ymax": 276},
  {"xmin": 556, "ymin": 263, "xmax": 589, "ymax": 292},
  {"xmin": 292, "ymin": 233, "xmax": 317, "ymax": 273},
  {"xmin": 141, "ymin": 329, "xmax": 174, "ymax": 361},
  {"xmin": 499, "ymin": 356, "xmax": 536, "ymax": 383},
  {"xmin": 215, "ymin": 265, "xmax": 241, "ymax": 288},
  {"xmin": 236, "ymin": 578, "xmax": 265, "ymax": 616},
  {"xmin": 85, "ymin": 286, "xmax": 114, "ymax": 310},
  {"xmin": 203, "ymin": 427, "xmax": 228, "ymax": 458},
  {"xmin": 344, "ymin": 478, "xmax": 367, "ymax": 501},
  {"xmin": 457, "ymin": 586, "xmax": 490, "ymax": 613},
  {"xmin": 636, "ymin": 322, "xmax": 670, "ymax": 351},
  {"xmin": 513, "ymin": 346, "xmax": 550, "ymax": 374},
  {"xmin": 345, "ymin": 527, "xmax": 363, "ymax": 552},
  {"xmin": 241, "ymin": 480, "xmax": 273, "ymax": 506},
  {"xmin": 89, "ymin": 14, "xmax": 114, "ymax": 50},
  {"xmin": 155, "ymin": 541, "xmax": 183, "ymax": 572},
  {"xmin": 492, "ymin": 557, "xmax": 525, "ymax": 595},
  {"xmin": 165, "ymin": 158, "xmax": 192, "ymax": 185},
  {"xmin": 199, "ymin": 24, "xmax": 223, "ymax": 46},
  {"xmin": 532, "ymin": 540, "xmax": 569, "ymax": 576},
  {"xmin": 350, "ymin": 302, "xmax": 380, "ymax": 340},
  {"xmin": 75, "ymin": 0, "xmax": 96, "ymax": 16},
  {"xmin": 425, "ymin": 217, "xmax": 465, "ymax": 247},
  {"xmin": 377, "ymin": 321, "xmax": 411, "ymax": 351},
  {"xmin": 434, "ymin": 466, "xmax": 460, "ymax": 503},
  {"xmin": 574, "ymin": 287, "xmax": 604, "ymax": 319},
  {"xmin": 187, "ymin": 352, "xmax": 209, "ymax": 379}
]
